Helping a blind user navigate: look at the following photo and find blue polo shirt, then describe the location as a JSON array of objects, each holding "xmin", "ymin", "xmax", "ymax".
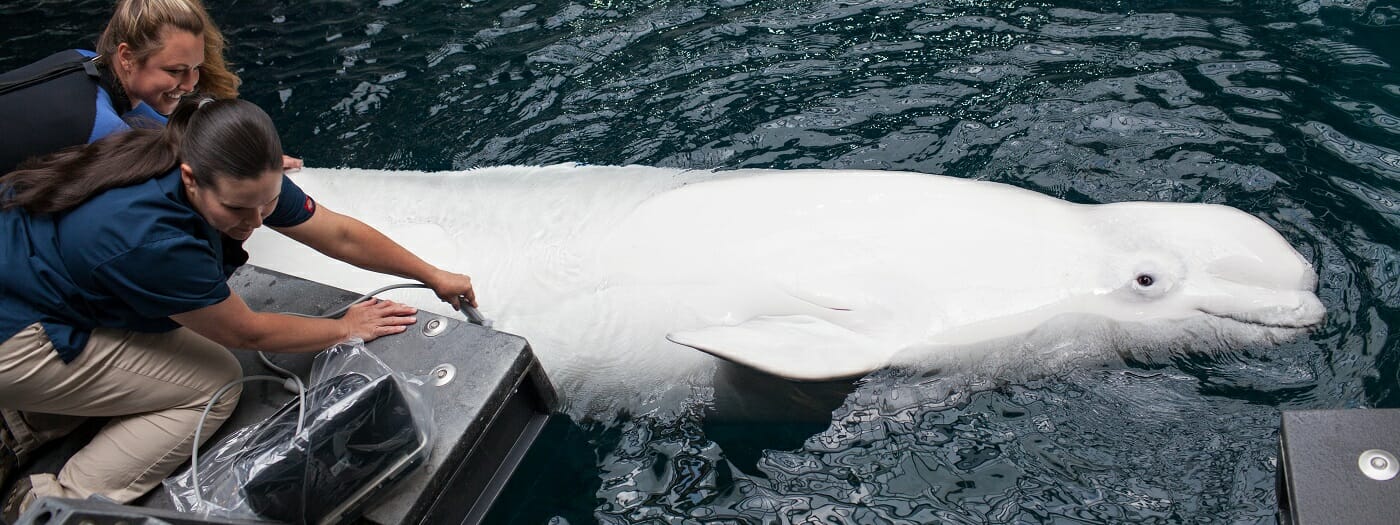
[{"xmin": 0, "ymin": 169, "xmax": 316, "ymax": 362}]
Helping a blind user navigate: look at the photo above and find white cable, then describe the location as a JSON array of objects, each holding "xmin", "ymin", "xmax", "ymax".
[
  {"xmin": 190, "ymin": 375, "xmax": 304, "ymax": 501},
  {"xmin": 279, "ymin": 282, "xmax": 491, "ymax": 327},
  {"xmin": 281, "ymin": 283, "xmax": 439, "ymax": 320},
  {"xmin": 258, "ymin": 351, "xmax": 307, "ymax": 428}
]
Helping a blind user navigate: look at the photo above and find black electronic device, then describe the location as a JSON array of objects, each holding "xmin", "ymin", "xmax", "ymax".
[{"xmin": 235, "ymin": 372, "xmax": 428, "ymax": 525}]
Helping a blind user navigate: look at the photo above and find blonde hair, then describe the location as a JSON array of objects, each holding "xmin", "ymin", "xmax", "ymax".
[{"xmin": 96, "ymin": 0, "xmax": 241, "ymax": 99}]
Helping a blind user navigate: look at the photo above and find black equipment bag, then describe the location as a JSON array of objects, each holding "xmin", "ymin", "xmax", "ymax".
[{"xmin": 236, "ymin": 373, "xmax": 429, "ymax": 525}]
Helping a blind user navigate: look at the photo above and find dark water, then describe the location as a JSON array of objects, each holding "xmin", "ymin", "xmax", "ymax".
[{"xmin": 3, "ymin": 0, "xmax": 1398, "ymax": 523}]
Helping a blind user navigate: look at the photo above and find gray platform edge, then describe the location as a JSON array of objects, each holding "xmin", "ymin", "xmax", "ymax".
[
  {"xmin": 14, "ymin": 265, "xmax": 557, "ymax": 525},
  {"xmin": 1277, "ymin": 409, "xmax": 1400, "ymax": 525}
]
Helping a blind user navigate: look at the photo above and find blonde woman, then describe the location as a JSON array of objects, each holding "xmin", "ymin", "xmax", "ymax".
[{"xmin": 0, "ymin": 0, "xmax": 301, "ymax": 172}]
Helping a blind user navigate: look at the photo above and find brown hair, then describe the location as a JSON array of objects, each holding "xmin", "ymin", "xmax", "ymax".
[
  {"xmin": 0, "ymin": 98, "xmax": 282, "ymax": 214},
  {"xmin": 96, "ymin": 0, "xmax": 241, "ymax": 99}
]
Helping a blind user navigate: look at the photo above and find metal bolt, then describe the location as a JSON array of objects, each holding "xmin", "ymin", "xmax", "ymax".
[
  {"xmin": 431, "ymin": 364, "xmax": 456, "ymax": 386},
  {"xmin": 422, "ymin": 318, "xmax": 447, "ymax": 337},
  {"xmin": 1359, "ymin": 449, "xmax": 1399, "ymax": 481}
]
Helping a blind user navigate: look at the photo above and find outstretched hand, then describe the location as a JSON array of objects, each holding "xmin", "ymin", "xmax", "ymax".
[
  {"xmin": 341, "ymin": 298, "xmax": 417, "ymax": 342},
  {"xmin": 425, "ymin": 269, "xmax": 476, "ymax": 311},
  {"xmin": 283, "ymin": 155, "xmax": 304, "ymax": 171}
]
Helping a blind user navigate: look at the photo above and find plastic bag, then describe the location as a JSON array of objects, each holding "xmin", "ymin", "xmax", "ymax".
[{"xmin": 164, "ymin": 339, "xmax": 435, "ymax": 524}]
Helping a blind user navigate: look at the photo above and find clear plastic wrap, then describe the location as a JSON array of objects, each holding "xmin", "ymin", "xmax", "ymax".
[{"xmin": 164, "ymin": 339, "xmax": 435, "ymax": 524}]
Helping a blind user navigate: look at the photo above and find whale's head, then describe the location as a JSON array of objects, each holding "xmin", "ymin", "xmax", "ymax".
[
  {"xmin": 893, "ymin": 201, "xmax": 1328, "ymax": 383},
  {"xmin": 1084, "ymin": 202, "xmax": 1325, "ymax": 349}
]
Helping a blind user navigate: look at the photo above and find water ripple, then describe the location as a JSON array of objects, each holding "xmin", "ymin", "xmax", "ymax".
[
  {"xmin": 1300, "ymin": 121, "xmax": 1400, "ymax": 179},
  {"xmin": 1304, "ymin": 37, "xmax": 1392, "ymax": 68},
  {"xmin": 1042, "ymin": 10, "xmax": 1218, "ymax": 42}
]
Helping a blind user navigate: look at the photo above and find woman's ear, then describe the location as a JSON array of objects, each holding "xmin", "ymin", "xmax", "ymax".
[
  {"xmin": 179, "ymin": 163, "xmax": 197, "ymax": 188},
  {"xmin": 116, "ymin": 42, "xmax": 134, "ymax": 71}
]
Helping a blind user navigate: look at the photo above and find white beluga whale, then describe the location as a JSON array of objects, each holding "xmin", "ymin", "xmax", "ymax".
[{"xmin": 244, "ymin": 164, "xmax": 1325, "ymax": 418}]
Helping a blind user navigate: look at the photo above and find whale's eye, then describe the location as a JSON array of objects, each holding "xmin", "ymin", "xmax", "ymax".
[{"xmin": 1136, "ymin": 274, "xmax": 1155, "ymax": 287}]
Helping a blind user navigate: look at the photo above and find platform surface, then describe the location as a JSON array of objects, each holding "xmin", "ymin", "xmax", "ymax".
[{"xmin": 1279, "ymin": 409, "xmax": 1400, "ymax": 525}]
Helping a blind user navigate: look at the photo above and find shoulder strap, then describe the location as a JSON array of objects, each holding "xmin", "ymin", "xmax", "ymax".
[
  {"xmin": 92, "ymin": 58, "xmax": 132, "ymax": 114},
  {"xmin": 0, "ymin": 55, "xmax": 100, "ymax": 97}
]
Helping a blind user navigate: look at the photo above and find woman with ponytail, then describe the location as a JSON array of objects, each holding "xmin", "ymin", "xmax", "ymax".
[
  {"xmin": 0, "ymin": 98, "xmax": 475, "ymax": 518},
  {"xmin": 0, "ymin": 0, "xmax": 301, "ymax": 173}
]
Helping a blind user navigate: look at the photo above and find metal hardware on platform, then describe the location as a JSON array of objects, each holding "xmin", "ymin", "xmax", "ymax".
[
  {"xmin": 1278, "ymin": 410, "xmax": 1400, "ymax": 525},
  {"xmin": 423, "ymin": 318, "xmax": 447, "ymax": 337},
  {"xmin": 432, "ymin": 364, "xmax": 456, "ymax": 386},
  {"xmin": 1358, "ymin": 449, "xmax": 1398, "ymax": 481}
]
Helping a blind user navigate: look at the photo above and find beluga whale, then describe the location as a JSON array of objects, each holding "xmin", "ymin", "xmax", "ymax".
[{"xmin": 244, "ymin": 165, "xmax": 1325, "ymax": 418}]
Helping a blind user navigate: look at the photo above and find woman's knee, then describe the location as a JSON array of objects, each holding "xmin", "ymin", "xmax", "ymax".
[
  {"xmin": 169, "ymin": 329, "xmax": 243, "ymax": 418},
  {"xmin": 206, "ymin": 345, "xmax": 243, "ymax": 390},
  {"xmin": 205, "ymin": 381, "xmax": 241, "ymax": 425},
  {"xmin": 198, "ymin": 345, "xmax": 242, "ymax": 418}
]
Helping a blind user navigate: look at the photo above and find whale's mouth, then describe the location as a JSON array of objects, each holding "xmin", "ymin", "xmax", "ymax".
[{"xmin": 1200, "ymin": 309, "xmax": 1324, "ymax": 331}]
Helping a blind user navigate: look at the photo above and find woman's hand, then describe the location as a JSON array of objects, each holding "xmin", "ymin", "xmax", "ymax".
[
  {"xmin": 340, "ymin": 298, "xmax": 417, "ymax": 342},
  {"xmin": 425, "ymin": 268, "xmax": 476, "ymax": 311},
  {"xmin": 283, "ymin": 155, "xmax": 304, "ymax": 171}
]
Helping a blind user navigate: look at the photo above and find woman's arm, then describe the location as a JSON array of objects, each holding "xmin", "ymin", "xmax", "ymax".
[
  {"xmin": 171, "ymin": 292, "xmax": 418, "ymax": 353},
  {"xmin": 271, "ymin": 204, "xmax": 477, "ymax": 309}
]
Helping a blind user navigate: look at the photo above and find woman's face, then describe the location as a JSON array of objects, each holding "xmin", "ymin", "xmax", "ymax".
[
  {"xmin": 117, "ymin": 27, "xmax": 204, "ymax": 115},
  {"xmin": 181, "ymin": 166, "xmax": 282, "ymax": 241}
]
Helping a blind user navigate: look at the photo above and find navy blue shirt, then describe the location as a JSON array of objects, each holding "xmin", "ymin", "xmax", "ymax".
[{"xmin": 0, "ymin": 169, "xmax": 316, "ymax": 362}]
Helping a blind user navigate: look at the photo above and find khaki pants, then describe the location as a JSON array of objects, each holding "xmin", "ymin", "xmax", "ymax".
[{"xmin": 0, "ymin": 323, "xmax": 242, "ymax": 512}]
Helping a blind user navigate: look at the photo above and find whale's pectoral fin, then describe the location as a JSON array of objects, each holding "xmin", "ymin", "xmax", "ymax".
[{"xmin": 667, "ymin": 315, "xmax": 888, "ymax": 382}]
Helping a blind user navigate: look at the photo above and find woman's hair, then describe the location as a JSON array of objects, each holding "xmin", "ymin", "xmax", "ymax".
[
  {"xmin": 0, "ymin": 98, "xmax": 282, "ymax": 214},
  {"xmin": 96, "ymin": 0, "xmax": 240, "ymax": 99}
]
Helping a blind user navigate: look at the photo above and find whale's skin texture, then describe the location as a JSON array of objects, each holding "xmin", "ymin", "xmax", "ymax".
[{"xmin": 244, "ymin": 165, "xmax": 1324, "ymax": 419}]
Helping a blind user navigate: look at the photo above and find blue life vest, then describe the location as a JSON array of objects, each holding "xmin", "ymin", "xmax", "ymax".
[{"xmin": 0, "ymin": 49, "xmax": 165, "ymax": 173}]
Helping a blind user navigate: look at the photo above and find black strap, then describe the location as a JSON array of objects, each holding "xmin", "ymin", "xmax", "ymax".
[
  {"xmin": 94, "ymin": 58, "xmax": 132, "ymax": 114},
  {"xmin": 0, "ymin": 55, "xmax": 101, "ymax": 97}
]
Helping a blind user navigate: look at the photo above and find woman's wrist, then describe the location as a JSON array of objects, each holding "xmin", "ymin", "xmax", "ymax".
[{"xmin": 335, "ymin": 316, "xmax": 354, "ymax": 342}]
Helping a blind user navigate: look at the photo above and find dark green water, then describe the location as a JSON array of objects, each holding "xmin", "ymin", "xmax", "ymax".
[{"xmin": 3, "ymin": 0, "xmax": 1398, "ymax": 523}]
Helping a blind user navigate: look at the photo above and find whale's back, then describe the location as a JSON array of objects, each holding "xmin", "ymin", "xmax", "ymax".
[{"xmin": 246, "ymin": 165, "xmax": 1320, "ymax": 410}]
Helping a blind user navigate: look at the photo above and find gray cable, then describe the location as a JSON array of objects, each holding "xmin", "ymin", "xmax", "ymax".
[
  {"xmin": 282, "ymin": 283, "xmax": 436, "ymax": 320},
  {"xmin": 257, "ymin": 352, "xmax": 307, "ymax": 436},
  {"xmin": 190, "ymin": 375, "xmax": 302, "ymax": 499},
  {"xmin": 280, "ymin": 281, "xmax": 492, "ymax": 327}
]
